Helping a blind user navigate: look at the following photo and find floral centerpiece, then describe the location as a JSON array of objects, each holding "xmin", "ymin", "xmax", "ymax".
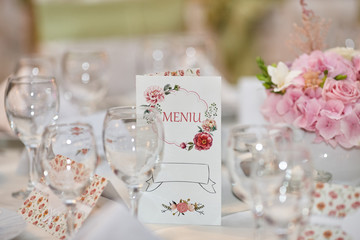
[{"xmin": 256, "ymin": 0, "xmax": 360, "ymax": 150}]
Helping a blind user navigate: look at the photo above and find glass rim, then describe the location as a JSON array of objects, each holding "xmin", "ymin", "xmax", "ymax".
[
  {"xmin": 45, "ymin": 122, "xmax": 94, "ymax": 131},
  {"xmin": 106, "ymin": 106, "xmax": 161, "ymax": 114},
  {"xmin": 230, "ymin": 123, "xmax": 294, "ymax": 131},
  {"xmin": 8, "ymin": 75, "xmax": 56, "ymax": 84}
]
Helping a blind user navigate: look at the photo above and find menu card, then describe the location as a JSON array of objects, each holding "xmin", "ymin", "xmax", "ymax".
[{"xmin": 136, "ymin": 69, "xmax": 221, "ymax": 225}]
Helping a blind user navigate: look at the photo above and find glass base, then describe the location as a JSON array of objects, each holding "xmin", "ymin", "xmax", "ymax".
[
  {"xmin": 12, "ymin": 182, "xmax": 34, "ymax": 200},
  {"xmin": 12, "ymin": 188, "xmax": 32, "ymax": 200}
]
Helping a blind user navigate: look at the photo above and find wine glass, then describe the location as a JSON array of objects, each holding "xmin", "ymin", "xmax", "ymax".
[
  {"xmin": 227, "ymin": 124, "xmax": 297, "ymax": 238},
  {"xmin": 14, "ymin": 55, "xmax": 56, "ymax": 77},
  {"xmin": 4, "ymin": 75, "xmax": 59, "ymax": 199},
  {"xmin": 61, "ymin": 49, "xmax": 109, "ymax": 114},
  {"xmin": 103, "ymin": 106, "xmax": 164, "ymax": 216},
  {"xmin": 250, "ymin": 144, "xmax": 314, "ymax": 240},
  {"xmin": 38, "ymin": 123, "xmax": 98, "ymax": 237}
]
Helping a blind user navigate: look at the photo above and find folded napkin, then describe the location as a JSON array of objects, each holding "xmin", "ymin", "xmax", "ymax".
[
  {"xmin": 73, "ymin": 200, "xmax": 161, "ymax": 240},
  {"xmin": 306, "ymin": 182, "xmax": 360, "ymax": 239}
]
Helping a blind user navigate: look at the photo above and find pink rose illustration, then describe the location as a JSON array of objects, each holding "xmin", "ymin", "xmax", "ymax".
[
  {"xmin": 202, "ymin": 119, "xmax": 217, "ymax": 132},
  {"xmin": 193, "ymin": 132, "xmax": 213, "ymax": 151},
  {"xmin": 176, "ymin": 202, "xmax": 188, "ymax": 213},
  {"xmin": 144, "ymin": 86, "xmax": 165, "ymax": 105},
  {"xmin": 180, "ymin": 142, "xmax": 186, "ymax": 149},
  {"xmin": 188, "ymin": 204, "xmax": 195, "ymax": 212}
]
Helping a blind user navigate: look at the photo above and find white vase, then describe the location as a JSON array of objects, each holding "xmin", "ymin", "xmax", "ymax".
[{"xmin": 300, "ymin": 131, "xmax": 360, "ymax": 186}]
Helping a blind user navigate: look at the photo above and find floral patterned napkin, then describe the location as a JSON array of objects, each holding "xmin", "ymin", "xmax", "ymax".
[
  {"xmin": 298, "ymin": 182, "xmax": 360, "ymax": 240},
  {"xmin": 146, "ymin": 68, "xmax": 200, "ymax": 76},
  {"xmin": 18, "ymin": 155, "xmax": 108, "ymax": 239},
  {"xmin": 312, "ymin": 182, "xmax": 360, "ymax": 218}
]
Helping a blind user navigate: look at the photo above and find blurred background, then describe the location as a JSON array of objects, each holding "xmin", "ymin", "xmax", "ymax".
[{"xmin": 1, "ymin": 0, "xmax": 360, "ymax": 100}]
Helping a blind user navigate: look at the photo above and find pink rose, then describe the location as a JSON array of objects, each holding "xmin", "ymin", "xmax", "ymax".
[
  {"xmin": 322, "ymin": 79, "xmax": 360, "ymax": 104},
  {"xmin": 202, "ymin": 119, "xmax": 217, "ymax": 132},
  {"xmin": 188, "ymin": 204, "xmax": 195, "ymax": 212},
  {"xmin": 144, "ymin": 86, "xmax": 165, "ymax": 105},
  {"xmin": 193, "ymin": 132, "xmax": 213, "ymax": 151},
  {"xmin": 352, "ymin": 55, "xmax": 360, "ymax": 80},
  {"xmin": 176, "ymin": 202, "xmax": 188, "ymax": 213},
  {"xmin": 170, "ymin": 203, "xmax": 177, "ymax": 211},
  {"xmin": 180, "ymin": 142, "xmax": 186, "ymax": 149}
]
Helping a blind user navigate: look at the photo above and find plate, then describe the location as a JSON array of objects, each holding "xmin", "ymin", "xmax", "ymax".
[{"xmin": 0, "ymin": 208, "xmax": 26, "ymax": 240}]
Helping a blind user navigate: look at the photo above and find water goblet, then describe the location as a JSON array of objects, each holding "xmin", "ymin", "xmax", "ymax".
[
  {"xmin": 227, "ymin": 124, "xmax": 296, "ymax": 238},
  {"xmin": 103, "ymin": 106, "xmax": 164, "ymax": 216},
  {"xmin": 61, "ymin": 49, "xmax": 109, "ymax": 114},
  {"xmin": 4, "ymin": 75, "xmax": 59, "ymax": 199},
  {"xmin": 38, "ymin": 123, "xmax": 98, "ymax": 237},
  {"xmin": 14, "ymin": 55, "xmax": 56, "ymax": 77},
  {"xmin": 251, "ymin": 144, "xmax": 314, "ymax": 240}
]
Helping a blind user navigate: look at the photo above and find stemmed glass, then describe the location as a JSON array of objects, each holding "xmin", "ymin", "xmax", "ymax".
[
  {"xmin": 61, "ymin": 49, "xmax": 109, "ymax": 114},
  {"xmin": 227, "ymin": 124, "xmax": 297, "ymax": 238},
  {"xmin": 4, "ymin": 75, "xmax": 59, "ymax": 199},
  {"xmin": 250, "ymin": 144, "xmax": 314, "ymax": 240},
  {"xmin": 14, "ymin": 55, "xmax": 56, "ymax": 77},
  {"xmin": 103, "ymin": 106, "xmax": 164, "ymax": 216},
  {"xmin": 38, "ymin": 123, "xmax": 98, "ymax": 237}
]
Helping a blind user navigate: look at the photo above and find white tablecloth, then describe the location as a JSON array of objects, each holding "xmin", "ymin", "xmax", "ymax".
[{"xmin": 0, "ymin": 137, "xmax": 256, "ymax": 240}]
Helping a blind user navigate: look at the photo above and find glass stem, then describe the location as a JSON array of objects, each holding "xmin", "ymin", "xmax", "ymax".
[
  {"xmin": 26, "ymin": 146, "xmax": 38, "ymax": 189},
  {"xmin": 128, "ymin": 186, "xmax": 141, "ymax": 217},
  {"xmin": 65, "ymin": 201, "xmax": 76, "ymax": 237}
]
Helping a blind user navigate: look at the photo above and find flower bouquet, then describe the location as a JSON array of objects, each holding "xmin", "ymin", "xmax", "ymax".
[
  {"xmin": 256, "ymin": 0, "xmax": 360, "ymax": 184},
  {"xmin": 256, "ymin": 2, "xmax": 360, "ymax": 150}
]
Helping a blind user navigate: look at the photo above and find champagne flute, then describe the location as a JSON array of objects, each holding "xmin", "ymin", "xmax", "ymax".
[
  {"xmin": 103, "ymin": 106, "xmax": 164, "ymax": 216},
  {"xmin": 38, "ymin": 123, "xmax": 98, "ymax": 237},
  {"xmin": 61, "ymin": 49, "xmax": 109, "ymax": 114},
  {"xmin": 4, "ymin": 75, "xmax": 59, "ymax": 199}
]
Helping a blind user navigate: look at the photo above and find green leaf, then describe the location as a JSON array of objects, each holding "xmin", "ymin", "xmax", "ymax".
[
  {"xmin": 187, "ymin": 142, "xmax": 194, "ymax": 145},
  {"xmin": 174, "ymin": 85, "xmax": 180, "ymax": 91},
  {"xmin": 164, "ymin": 84, "xmax": 171, "ymax": 91},
  {"xmin": 197, "ymin": 126, "xmax": 203, "ymax": 132},
  {"xmin": 165, "ymin": 92, "xmax": 171, "ymax": 95},
  {"xmin": 334, "ymin": 74, "xmax": 347, "ymax": 80},
  {"xmin": 256, "ymin": 74, "xmax": 267, "ymax": 81},
  {"xmin": 188, "ymin": 145, "xmax": 194, "ymax": 151}
]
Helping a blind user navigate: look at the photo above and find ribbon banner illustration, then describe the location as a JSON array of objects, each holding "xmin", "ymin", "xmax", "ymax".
[{"xmin": 146, "ymin": 163, "xmax": 216, "ymax": 194}]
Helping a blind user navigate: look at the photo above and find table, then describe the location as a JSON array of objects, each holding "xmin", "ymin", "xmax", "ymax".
[{"xmin": 0, "ymin": 133, "xmax": 259, "ymax": 240}]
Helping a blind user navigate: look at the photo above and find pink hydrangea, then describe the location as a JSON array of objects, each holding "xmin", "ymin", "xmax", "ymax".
[
  {"xmin": 261, "ymin": 49, "xmax": 360, "ymax": 149},
  {"xmin": 144, "ymin": 85, "xmax": 165, "ymax": 105}
]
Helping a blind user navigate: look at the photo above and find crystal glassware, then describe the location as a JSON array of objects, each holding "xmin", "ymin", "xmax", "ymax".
[
  {"xmin": 61, "ymin": 49, "xmax": 109, "ymax": 114},
  {"xmin": 4, "ymin": 75, "xmax": 59, "ymax": 199},
  {"xmin": 103, "ymin": 106, "xmax": 164, "ymax": 216},
  {"xmin": 227, "ymin": 124, "xmax": 297, "ymax": 238},
  {"xmin": 38, "ymin": 123, "xmax": 98, "ymax": 237},
  {"xmin": 14, "ymin": 55, "xmax": 56, "ymax": 77},
  {"xmin": 250, "ymin": 144, "xmax": 314, "ymax": 240}
]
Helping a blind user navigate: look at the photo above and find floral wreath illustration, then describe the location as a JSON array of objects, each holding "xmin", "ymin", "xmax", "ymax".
[
  {"xmin": 161, "ymin": 198, "xmax": 205, "ymax": 216},
  {"xmin": 142, "ymin": 84, "xmax": 218, "ymax": 151}
]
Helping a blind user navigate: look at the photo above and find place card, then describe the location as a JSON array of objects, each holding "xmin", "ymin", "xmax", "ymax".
[
  {"xmin": 18, "ymin": 155, "xmax": 108, "ymax": 239},
  {"xmin": 136, "ymin": 69, "xmax": 221, "ymax": 225}
]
